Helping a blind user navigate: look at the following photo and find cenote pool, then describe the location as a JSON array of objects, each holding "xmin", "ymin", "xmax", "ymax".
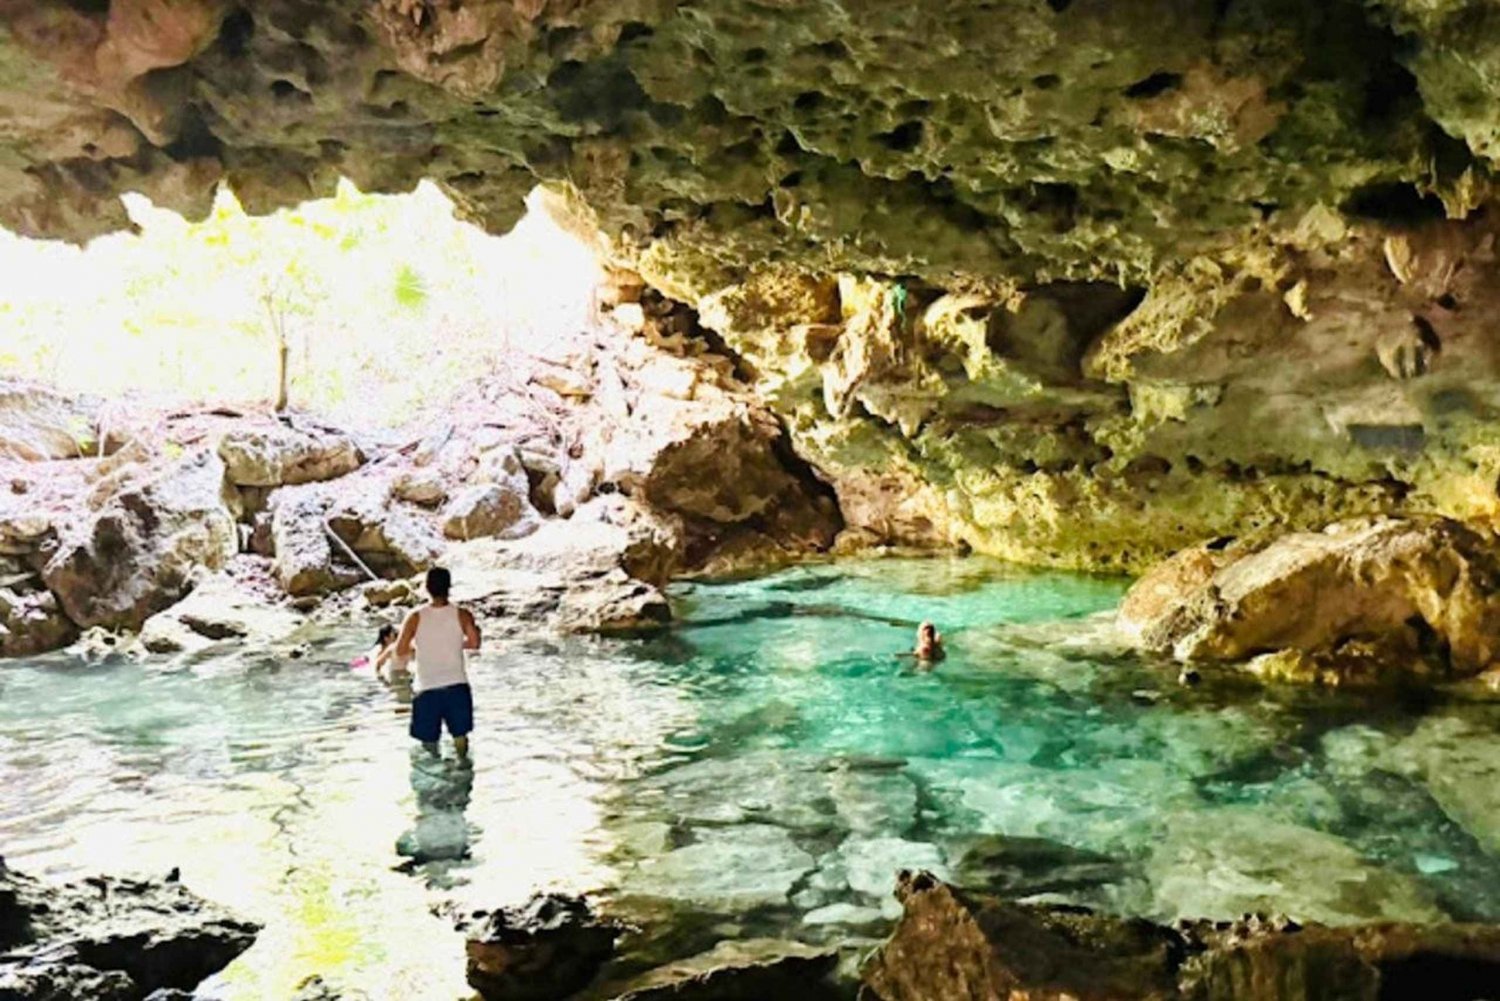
[{"xmin": 5, "ymin": 557, "xmax": 1500, "ymax": 998}]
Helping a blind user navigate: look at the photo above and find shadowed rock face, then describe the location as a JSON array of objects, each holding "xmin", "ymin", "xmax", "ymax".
[
  {"xmin": 8, "ymin": 1, "xmax": 1500, "ymax": 569},
  {"xmin": 861, "ymin": 870, "xmax": 1500, "ymax": 1001}
]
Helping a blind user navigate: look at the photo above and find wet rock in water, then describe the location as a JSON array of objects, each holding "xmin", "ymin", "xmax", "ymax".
[
  {"xmin": 951, "ymin": 834, "xmax": 1135, "ymax": 902},
  {"xmin": 861, "ymin": 871, "xmax": 1500, "ymax": 1001},
  {"xmin": 137, "ymin": 573, "xmax": 303, "ymax": 654},
  {"xmin": 360, "ymin": 577, "xmax": 415, "ymax": 608},
  {"xmin": 1145, "ymin": 808, "xmax": 1443, "ymax": 926},
  {"xmin": 0, "ymin": 858, "xmax": 258, "ymax": 1000},
  {"xmin": 1384, "ymin": 716, "xmax": 1500, "ymax": 858},
  {"xmin": 452, "ymin": 894, "xmax": 618, "ymax": 1001},
  {"xmin": 611, "ymin": 938, "xmax": 841, "ymax": 1001},
  {"xmin": 217, "ymin": 423, "xmax": 361, "ymax": 488},
  {"xmin": 41, "ymin": 450, "xmax": 238, "ymax": 632},
  {"xmin": 830, "ymin": 837, "xmax": 948, "ymax": 905},
  {"xmin": 624, "ymin": 825, "xmax": 816, "ymax": 911},
  {"xmin": 0, "ymin": 580, "xmax": 76, "ymax": 658},
  {"xmin": 1120, "ymin": 517, "xmax": 1500, "ymax": 684}
]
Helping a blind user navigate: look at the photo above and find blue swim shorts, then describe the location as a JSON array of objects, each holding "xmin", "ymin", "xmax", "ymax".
[{"xmin": 410, "ymin": 683, "xmax": 474, "ymax": 743}]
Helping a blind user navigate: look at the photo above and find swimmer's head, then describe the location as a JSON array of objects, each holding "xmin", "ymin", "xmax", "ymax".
[
  {"xmin": 917, "ymin": 621, "xmax": 938, "ymax": 642},
  {"xmin": 426, "ymin": 566, "xmax": 452, "ymax": 601},
  {"xmin": 376, "ymin": 624, "xmax": 397, "ymax": 648}
]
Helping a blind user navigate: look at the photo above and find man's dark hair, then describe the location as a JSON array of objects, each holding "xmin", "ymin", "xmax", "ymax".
[{"xmin": 426, "ymin": 567, "xmax": 452, "ymax": 599}]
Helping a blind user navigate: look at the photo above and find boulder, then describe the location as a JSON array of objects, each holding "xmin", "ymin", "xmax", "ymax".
[
  {"xmin": 327, "ymin": 481, "xmax": 445, "ymax": 576},
  {"xmin": 270, "ymin": 491, "xmax": 356, "ymax": 597},
  {"xmin": 40, "ymin": 450, "xmax": 238, "ymax": 632},
  {"xmin": 442, "ymin": 483, "xmax": 539, "ymax": 542},
  {"xmin": 217, "ymin": 423, "xmax": 361, "ymax": 487},
  {"xmin": 137, "ymin": 573, "xmax": 304, "ymax": 654},
  {"xmin": 443, "ymin": 508, "xmax": 673, "ymax": 636},
  {"xmin": 0, "ymin": 858, "xmax": 259, "ymax": 1000},
  {"xmin": 1118, "ymin": 518, "xmax": 1500, "ymax": 683},
  {"xmin": 0, "ymin": 381, "xmax": 99, "ymax": 461},
  {"xmin": 612, "ymin": 939, "xmax": 841, "ymax": 1001},
  {"xmin": 453, "ymin": 894, "xmax": 618, "ymax": 1001},
  {"xmin": 0, "ymin": 583, "xmax": 77, "ymax": 658},
  {"xmin": 0, "ymin": 515, "xmax": 54, "ymax": 557},
  {"xmin": 393, "ymin": 468, "xmax": 448, "ymax": 507},
  {"xmin": 861, "ymin": 871, "xmax": 1500, "ymax": 1001}
]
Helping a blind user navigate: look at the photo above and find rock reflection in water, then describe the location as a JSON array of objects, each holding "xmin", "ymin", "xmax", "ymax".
[{"xmin": 2, "ymin": 558, "xmax": 1500, "ymax": 998}]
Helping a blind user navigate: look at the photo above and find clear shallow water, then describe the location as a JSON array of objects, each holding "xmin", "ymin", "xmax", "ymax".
[{"xmin": 4, "ymin": 557, "xmax": 1500, "ymax": 998}]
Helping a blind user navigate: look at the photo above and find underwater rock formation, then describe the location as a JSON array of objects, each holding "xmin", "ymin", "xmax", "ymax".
[
  {"xmin": 0, "ymin": 857, "xmax": 259, "ymax": 1000},
  {"xmin": 1119, "ymin": 516, "xmax": 1500, "ymax": 685},
  {"xmin": 860, "ymin": 870, "xmax": 1500, "ymax": 1001}
]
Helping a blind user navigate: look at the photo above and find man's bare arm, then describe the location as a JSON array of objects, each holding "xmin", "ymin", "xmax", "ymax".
[
  {"xmin": 395, "ymin": 611, "xmax": 419, "ymax": 659},
  {"xmin": 460, "ymin": 608, "xmax": 481, "ymax": 651}
]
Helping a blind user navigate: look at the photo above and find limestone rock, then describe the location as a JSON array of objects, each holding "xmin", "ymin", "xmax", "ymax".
[
  {"xmin": 612, "ymin": 939, "xmax": 840, "ymax": 1001},
  {"xmin": 270, "ymin": 491, "xmax": 354, "ymax": 597},
  {"xmin": 217, "ymin": 424, "xmax": 361, "ymax": 488},
  {"xmin": 442, "ymin": 483, "xmax": 539, "ymax": 542},
  {"xmin": 40, "ymin": 450, "xmax": 237, "ymax": 632},
  {"xmin": 860, "ymin": 871, "xmax": 1500, "ymax": 1001},
  {"xmin": 442, "ymin": 506, "xmax": 673, "ymax": 636},
  {"xmin": 1119, "ymin": 518, "xmax": 1500, "ymax": 682},
  {"xmin": 137, "ymin": 573, "xmax": 303, "ymax": 654},
  {"xmin": 327, "ymin": 481, "xmax": 445, "ymax": 577},
  {"xmin": 452, "ymin": 894, "xmax": 618, "ymax": 1001},
  {"xmin": 0, "ymin": 381, "xmax": 99, "ymax": 461},
  {"xmin": 0, "ymin": 583, "xmax": 76, "ymax": 658},
  {"xmin": 0, "ymin": 858, "xmax": 259, "ymax": 1000},
  {"xmin": 393, "ymin": 468, "xmax": 447, "ymax": 507}
]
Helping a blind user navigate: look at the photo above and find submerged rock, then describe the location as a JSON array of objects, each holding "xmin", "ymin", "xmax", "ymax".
[
  {"xmin": 861, "ymin": 870, "xmax": 1500, "ymax": 1001},
  {"xmin": 610, "ymin": 938, "xmax": 841, "ymax": 1001},
  {"xmin": 624, "ymin": 825, "xmax": 816, "ymax": 911},
  {"xmin": 452, "ymin": 894, "xmax": 618, "ymax": 1001},
  {"xmin": 1120, "ymin": 518, "xmax": 1500, "ymax": 684},
  {"xmin": 0, "ymin": 858, "xmax": 258, "ymax": 1000}
]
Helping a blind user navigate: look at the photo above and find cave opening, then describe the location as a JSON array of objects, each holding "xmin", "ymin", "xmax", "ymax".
[{"xmin": 0, "ymin": 180, "xmax": 611, "ymax": 432}]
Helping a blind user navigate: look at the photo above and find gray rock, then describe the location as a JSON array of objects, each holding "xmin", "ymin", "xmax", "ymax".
[
  {"xmin": 0, "ymin": 858, "xmax": 258, "ymax": 1000},
  {"xmin": 40, "ymin": 450, "xmax": 238, "ymax": 631},
  {"xmin": 452, "ymin": 894, "xmax": 618, "ymax": 1001}
]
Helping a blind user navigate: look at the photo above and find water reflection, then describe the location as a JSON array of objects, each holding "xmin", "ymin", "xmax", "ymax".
[
  {"xmin": 396, "ymin": 754, "xmax": 476, "ymax": 879},
  {"xmin": 1, "ymin": 558, "xmax": 1499, "ymax": 998}
]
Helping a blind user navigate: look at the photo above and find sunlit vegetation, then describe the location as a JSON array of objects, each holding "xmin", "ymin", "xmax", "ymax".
[{"xmin": 0, "ymin": 180, "xmax": 604, "ymax": 429}]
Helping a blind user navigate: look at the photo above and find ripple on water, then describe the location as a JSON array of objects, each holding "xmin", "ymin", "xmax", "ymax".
[{"xmin": 2, "ymin": 557, "xmax": 1500, "ymax": 998}]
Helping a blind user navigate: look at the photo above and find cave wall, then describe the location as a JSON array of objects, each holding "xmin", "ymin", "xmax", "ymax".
[{"xmin": 7, "ymin": 0, "xmax": 1500, "ymax": 569}]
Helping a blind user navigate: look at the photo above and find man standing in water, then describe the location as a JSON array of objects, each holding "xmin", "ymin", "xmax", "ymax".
[{"xmin": 395, "ymin": 567, "xmax": 481, "ymax": 762}]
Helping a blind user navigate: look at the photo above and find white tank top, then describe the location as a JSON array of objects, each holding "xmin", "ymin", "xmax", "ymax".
[{"xmin": 412, "ymin": 604, "xmax": 468, "ymax": 693}]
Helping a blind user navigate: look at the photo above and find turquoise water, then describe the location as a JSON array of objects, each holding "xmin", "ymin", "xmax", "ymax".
[{"xmin": 3, "ymin": 557, "xmax": 1500, "ymax": 998}]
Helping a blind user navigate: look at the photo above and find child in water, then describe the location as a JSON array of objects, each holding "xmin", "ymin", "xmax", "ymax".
[
  {"xmin": 914, "ymin": 621, "xmax": 945, "ymax": 663},
  {"xmin": 352, "ymin": 624, "xmax": 401, "ymax": 681}
]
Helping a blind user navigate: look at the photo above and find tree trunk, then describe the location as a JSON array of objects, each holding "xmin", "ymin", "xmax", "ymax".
[{"xmin": 274, "ymin": 330, "xmax": 289, "ymax": 412}]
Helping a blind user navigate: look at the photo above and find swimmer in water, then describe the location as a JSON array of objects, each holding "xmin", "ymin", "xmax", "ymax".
[
  {"xmin": 352, "ymin": 624, "xmax": 401, "ymax": 680},
  {"xmin": 914, "ymin": 621, "xmax": 945, "ymax": 664}
]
